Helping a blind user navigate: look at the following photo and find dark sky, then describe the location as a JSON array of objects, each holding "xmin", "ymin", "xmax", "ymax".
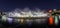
[{"xmin": 0, "ymin": 0, "xmax": 60, "ymax": 12}]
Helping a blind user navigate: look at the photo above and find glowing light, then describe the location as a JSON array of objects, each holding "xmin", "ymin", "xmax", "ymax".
[
  {"xmin": 20, "ymin": 19, "xmax": 24, "ymax": 24},
  {"xmin": 8, "ymin": 18, "xmax": 13, "ymax": 24},
  {"xmin": 2, "ymin": 15, "xmax": 8, "ymax": 22},
  {"xmin": 49, "ymin": 10, "xmax": 52, "ymax": 13},
  {"xmin": 49, "ymin": 16, "xmax": 54, "ymax": 25},
  {"xmin": 54, "ymin": 16, "xmax": 58, "ymax": 25},
  {"xmin": 7, "ymin": 8, "xmax": 48, "ymax": 17},
  {"xmin": 14, "ymin": 19, "xmax": 20, "ymax": 23},
  {"xmin": 59, "ymin": 15, "xmax": 60, "ymax": 20}
]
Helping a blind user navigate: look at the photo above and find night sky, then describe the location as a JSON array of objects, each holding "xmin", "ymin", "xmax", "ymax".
[{"xmin": 0, "ymin": 0, "xmax": 60, "ymax": 12}]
